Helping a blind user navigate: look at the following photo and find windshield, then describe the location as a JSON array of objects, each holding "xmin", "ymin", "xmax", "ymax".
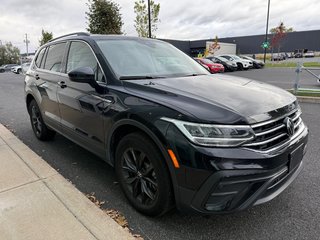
[
  {"xmin": 242, "ymin": 56, "xmax": 253, "ymax": 61},
  {"xmin": 231, "ymin": 55, "xmax": 241, "ymax": 60},
  {"xmin": 96, "ymin": 39, "xmax": 209, "ymax": 79},
  {"xmin": 216, "ymin": 56, "xmax": 228, "ymax": 62},
  {"xmin": 200, "ymin": 58, "xmax": 214, "ymax": 64}
]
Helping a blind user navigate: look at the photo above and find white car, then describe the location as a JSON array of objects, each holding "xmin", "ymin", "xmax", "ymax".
[
  {"xmin": 219, "ymin": 54, "xmax": 253, "ymax": 70},
  {"xmin": 304, "ymin": 51, "xmax": 315, "ymax": 58},
  {"xmin": 11, "ymin": 65, "xmax": 22, "ymax": 74}
]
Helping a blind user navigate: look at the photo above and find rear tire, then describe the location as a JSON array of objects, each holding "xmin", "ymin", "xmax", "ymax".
[
  {"xmin": 115, "ymin": 132, "xmax": 173, "ymax": 216},
  {"xmin": 28, "ymin": 100, "xmax": 56, "ymax": 141}
]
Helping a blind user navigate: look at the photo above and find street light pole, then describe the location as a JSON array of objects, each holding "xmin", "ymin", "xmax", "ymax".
[
  {"xmin": 263, "ymin": 0, "xmax": 271, "ymax": 63},
  {"xmin": 24, "ymin": 33, "xmax": 30, "ymax": 57},
  {"xmin": 147, "ymin": 0, "xmax": 151, "ymax": 38}
]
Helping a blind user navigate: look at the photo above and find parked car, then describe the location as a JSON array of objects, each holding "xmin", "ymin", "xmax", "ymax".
[
  {"xmin": 25, "ymin": 33, "xmax": 308, "ymax": 216},
  {"xmin": 11, "ymin": 65, "xmax": 22, "ymax": 74},
  {"xmin": 218, "ymin": 54, "xmax": 253, "ymax": 70},
  {"xmin": 0, "ymin": 64, "xmax": 18, "ymax": 73},
  {"xmin": 240, "ymin": 56, "xmax": 264, "ymax": 69},
  {"xmin": 194, "ymin": 58, "xmax": 224, "ymax": 73},
  {"xmin": 285, "ymin": 52, "xmax": 294, "ymax": 58},
  {"xmin": 271, "ymin": 53, "xmax": 286, "ymax": 61},
  {"xmin": 198, "ymin": 62, "xmax": 210, "ymax": 72},
  {"xmin": 294, "ymin": 53, "xmax": 303, "ymax": 58},
  {"xmin": 294, "ymin": 49, "xmax": 307, "ymax": 58},
  {"xmin": 304, "ymin": 51, "xmax": 315, "ymax": 58},
  {"xmin": 206, "ymin": 56, "xmax": 238, "ymax": 72}
]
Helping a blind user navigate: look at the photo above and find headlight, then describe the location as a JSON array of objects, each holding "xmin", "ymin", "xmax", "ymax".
[{"xmin": 162, "ymin": 118, "xmax": 255, "ymax": 147}]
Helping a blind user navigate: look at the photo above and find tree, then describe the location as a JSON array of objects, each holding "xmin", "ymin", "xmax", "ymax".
[
  {"xmin": 134, "ymin": 0, "xmax": 160, "ymax": 38},
  {"xmin": 39, "ymin": 29, "xmax": 53, "ymax": 46},
  {"xmin": 269, "ymin": 22, "xmax": 293, "ymax": 58},
  {"xmin": 0, "ymin": 42, "xmax": 20, "ymax": 66},
  {"xmin": 86, "ymin": 0, "xmax": 123, "ymax": 34}
]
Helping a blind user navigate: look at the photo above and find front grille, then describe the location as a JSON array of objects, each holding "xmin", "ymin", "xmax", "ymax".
[{"xmin": 244, "ymin": 109, "xmax": 303, "ymax": 151}]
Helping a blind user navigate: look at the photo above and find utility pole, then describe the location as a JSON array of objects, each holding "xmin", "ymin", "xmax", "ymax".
[
  {"xmin": 24, "ymin": 33, "xmax": 30, "ymax": 57},
  {"xmin": 147, "ymin": 0, "xmax": 151, "ymax": 38},
  {"xmin": 263, "ymin": 0, "xmax": 271, "ymax": 63}
]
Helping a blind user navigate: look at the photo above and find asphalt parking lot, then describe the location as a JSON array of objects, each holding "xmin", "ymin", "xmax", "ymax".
[
  {"xmin": 225, "ymin": 67, "xmax": 320, "ymax": 90},
  {"xmin": 0, "ymin": 71, "xmax": 319, "ymax": 240}
]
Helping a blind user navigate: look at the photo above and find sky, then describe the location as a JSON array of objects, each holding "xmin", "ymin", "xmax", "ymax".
[{"xmin": 0, "ymin": 0, "xmax": 319, "ymax": 53}]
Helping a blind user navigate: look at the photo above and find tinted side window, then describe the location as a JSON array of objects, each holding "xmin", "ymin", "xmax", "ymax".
[
  {"xmin": 67, "ymin": 41, "xmax": 105, "ymax": 82},
  {"xmin": 35, "ymin": 48, "xmax": 46, "ymax": 68},
  {"xmin": 44, "ymin": 43, "xmax": 66, "ymax": 72}
]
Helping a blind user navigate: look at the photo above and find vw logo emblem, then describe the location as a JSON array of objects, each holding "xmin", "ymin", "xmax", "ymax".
[{"xmin": 284, "ymin": 117, "xmax": 295, "ymax": 136}]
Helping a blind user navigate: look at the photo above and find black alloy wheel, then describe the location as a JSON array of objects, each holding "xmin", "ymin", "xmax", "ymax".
[
  {"xmin": 28, "ymin": 100, "xmax": 55, "ymax": 140},
  {"xmin": 115, "ymin": 132, "xmax": 173, "ymax": 216},
  {"xmin": 122, "ymin": 148, "xmax": 158, "ymax": 204}
]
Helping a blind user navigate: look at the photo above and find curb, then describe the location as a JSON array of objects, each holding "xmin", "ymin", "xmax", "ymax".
[
  {"xmin": 296, "ymin": 96, "xmax": 320, "ymax": 103},
  {"xmin": 0, "ymin": 124, "xmax": 135, "ymax": 240}
]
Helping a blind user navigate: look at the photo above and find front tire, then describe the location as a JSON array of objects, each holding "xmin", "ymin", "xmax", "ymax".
[
  {"xmin": 237, "ymin": 63, "xmax": 243, "ymax": 70},
  {"xmin": 28, "ymin": 100, "xmax": 56, "ymax": 141},
  {"xmin": 115, "ymin": 132, "xmax": 173, "ymax": 216}
]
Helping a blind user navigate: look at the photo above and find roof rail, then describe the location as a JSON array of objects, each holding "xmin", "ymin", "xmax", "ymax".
[{"xmin": 49, "ymin": 32, "xmax": 90, "ymax": 42}]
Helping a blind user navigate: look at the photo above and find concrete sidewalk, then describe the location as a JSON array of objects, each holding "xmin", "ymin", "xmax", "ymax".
[{"xmin": 0, "ymin": 124, "xmax": 134, "ymax": 240}]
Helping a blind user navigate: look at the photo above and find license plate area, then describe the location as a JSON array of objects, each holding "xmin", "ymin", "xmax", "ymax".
[{"xmin": 288, "ymin": 144, "xmax": 304, "ymax": 172}]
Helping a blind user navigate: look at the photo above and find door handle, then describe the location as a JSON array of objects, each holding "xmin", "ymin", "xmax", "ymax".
[
  {"xmin": 57, "ymin": 81, "xmax": 67, "ymax": 88},
  {"xmin": 35, "ymin": 74, "xmax": 40, "ymax": 80}
]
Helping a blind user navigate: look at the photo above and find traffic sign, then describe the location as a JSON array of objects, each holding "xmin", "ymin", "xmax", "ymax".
[{"xmin": 262, "ymin": 41, "xmax": 270, "ymax": 49}]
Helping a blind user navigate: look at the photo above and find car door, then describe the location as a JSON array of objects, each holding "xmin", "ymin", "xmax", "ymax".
[
  {"xmin": 57, "ymin": 41, "xmax": 112, "ymax": 158},
  {"xmin": 32, "ymin": 43, "xmax": 66, "ymax": 130}
]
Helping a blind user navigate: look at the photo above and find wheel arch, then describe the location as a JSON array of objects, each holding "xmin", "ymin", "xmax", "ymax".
[
  {"xmin": 26, "ymin": 93, "xmax": 36, "ymax": 113},
  {"xmin": 107, "ymin": 119, "xmax": 169, "ymax": 167},
  {"xmin": 106, "ymin": 119, "xmax": 179, "ymax": 204}
]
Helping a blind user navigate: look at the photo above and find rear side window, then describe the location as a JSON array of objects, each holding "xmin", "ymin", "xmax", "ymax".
[
  {"xmin": 35, "ymin": 48, "xmax": 46, "ymax": 68},
  {"xmin": 44, "ymin": 43, "xmax": 66, "ymax": 72}
]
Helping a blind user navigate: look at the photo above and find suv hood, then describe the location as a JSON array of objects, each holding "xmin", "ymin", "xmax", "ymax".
[{"xmin": 123, "ymin": 74, "xmax": 296, "ymax": 124}]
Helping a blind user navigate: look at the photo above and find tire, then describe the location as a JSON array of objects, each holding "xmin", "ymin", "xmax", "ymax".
[
  {"xmin": 115, "ymin": 132, "xmax": 173, "ymax": 216},
  {"xmin": 237, "ymin": 63, "xmax": 243, "ymax": 70},
  {"xmin": 18, "ymin": 69, "xmax": 22, "ymax": 74},
  {"xmin": 28, "ymin": 100, "xmax": 56, "ymax": 141}
]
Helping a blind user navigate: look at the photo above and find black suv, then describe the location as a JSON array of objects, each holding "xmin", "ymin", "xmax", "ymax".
[{"xmin": 24, "ymin": 33, "xmax": 308, "ymax": 216}]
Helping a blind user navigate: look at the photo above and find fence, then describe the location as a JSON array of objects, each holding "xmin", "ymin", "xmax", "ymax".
[{"xmin": 294, "ymin": 63, "xmax": 320, "ymax": 94}]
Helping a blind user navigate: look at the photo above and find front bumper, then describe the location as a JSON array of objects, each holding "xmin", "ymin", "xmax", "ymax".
[
  {"xmin": 226, "ymin": 65, "xmax": 237, "ymax": 71},
  {"xmin": 166, "ymin": 123, "xmax": 308, "ymax": 214}
]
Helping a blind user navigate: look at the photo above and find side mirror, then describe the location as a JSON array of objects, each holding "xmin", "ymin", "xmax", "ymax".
[
  {"xmin": 68, "ymin": 67, "xmax": 107, "ymax": 94},
  {"xmin": 68, "ymin": 67, "xmax": 97, "ymax": 89}
]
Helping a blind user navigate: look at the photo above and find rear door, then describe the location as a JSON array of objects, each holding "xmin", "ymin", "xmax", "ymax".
[
  {"xmin": 31, "ymin": 43, "xmax": 67, "ymax": 130},
  {"xmin": 57, "ymin": 41, "xmax": 112, "ymax": 158}
]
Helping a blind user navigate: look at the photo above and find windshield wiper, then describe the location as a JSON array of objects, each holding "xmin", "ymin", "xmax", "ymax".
[
  {"xmin": 119, "ymin": 75, "xmax": 166, "ymax": 80},
  {"xmin": 182, "ymin": 73, "xmax": 208, "ymax": 77}
]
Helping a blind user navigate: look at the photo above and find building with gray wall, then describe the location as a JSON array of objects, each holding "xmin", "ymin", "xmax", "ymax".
[{"xmin": 162, "ymin": 30, "xmax": 320, "ymax": 56}]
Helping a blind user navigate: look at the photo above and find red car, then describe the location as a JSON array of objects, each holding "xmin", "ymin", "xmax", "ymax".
[{"xmin": 194, "ymin": 58, "xmax": 225, "ymax": 73}]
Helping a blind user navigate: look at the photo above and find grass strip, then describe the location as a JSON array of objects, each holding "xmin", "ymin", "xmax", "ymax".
[
  {"xmin": 266, "ymin": 62, "xmax": 320, "ymax": 68},
  {"xmin": 287, "ymin": 89, "xmax": 320, "ymax": 97}
]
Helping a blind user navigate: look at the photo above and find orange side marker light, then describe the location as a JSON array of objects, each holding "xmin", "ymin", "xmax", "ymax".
[{"xmin": 168, "ymin": 149, "xmax": 180, "ymax": 168}]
